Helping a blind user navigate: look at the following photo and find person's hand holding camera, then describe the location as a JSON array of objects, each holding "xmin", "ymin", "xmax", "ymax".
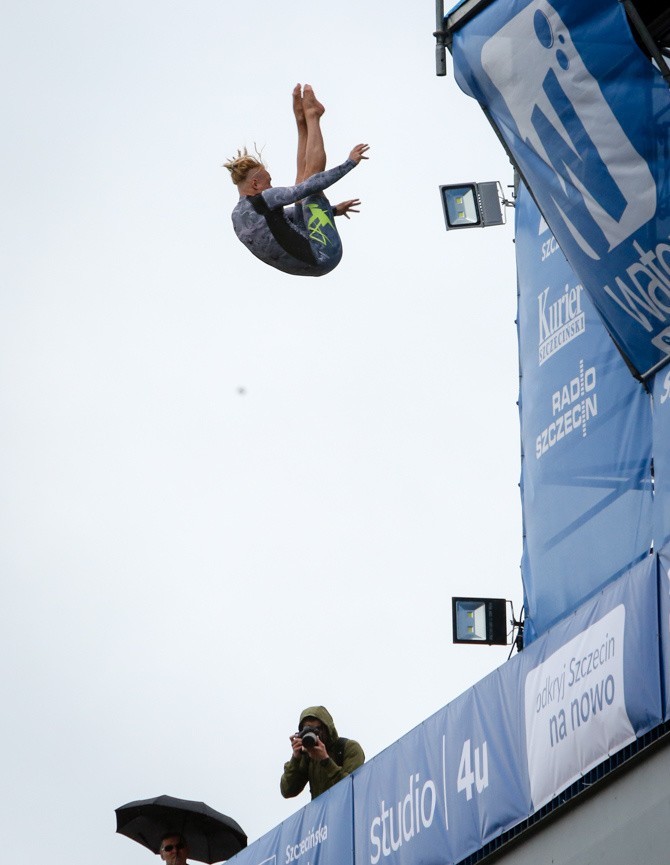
[
  {"xmin": 290, "ymin": 726, "xmax": 329, "ymax": 762},
  {"xmin": 289, "ymin": 733, "xmax": 304, "ymax": 760},
  {"xmin": 302, "ymin": 735, "xmax": 328, "ymax": 761}
]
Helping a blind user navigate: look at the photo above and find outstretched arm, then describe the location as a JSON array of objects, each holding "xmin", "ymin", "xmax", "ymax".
[{"xmin": 262, "ymin": 145, "xmax": 370, "ymax": 210}]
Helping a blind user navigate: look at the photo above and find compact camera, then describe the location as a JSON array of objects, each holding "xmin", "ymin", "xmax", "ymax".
[{"xmin": 299, "ymin": 726, "xmax": 321, "ymax": 748}]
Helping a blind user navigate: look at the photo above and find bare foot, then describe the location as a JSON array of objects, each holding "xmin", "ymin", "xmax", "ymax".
[
  {"xmin": 303, "ymin": 84, "xmax": 325, "ymax": 117},
  {"xmin": 292, "ymin": 83, "xmax": 306, "ymax": 126}
]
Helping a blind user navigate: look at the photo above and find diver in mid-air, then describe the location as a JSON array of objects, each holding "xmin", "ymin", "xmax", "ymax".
[{"xmin": 224, "ymin": 84, "xmax": 369, "ymax": 277}]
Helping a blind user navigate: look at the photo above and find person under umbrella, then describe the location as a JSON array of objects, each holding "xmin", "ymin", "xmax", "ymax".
[
  {"xmin": 115, "ymin": 793, "xmax": 246, "ymax": 864},
  {"xmin": 159, "ymin": 833, "xmax": 189, "ymax": 865}
]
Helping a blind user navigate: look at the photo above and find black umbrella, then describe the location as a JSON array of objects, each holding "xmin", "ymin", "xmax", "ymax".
[{"xmin": 115, "ymin": 794, "xmax": 247, "ymax": 864}]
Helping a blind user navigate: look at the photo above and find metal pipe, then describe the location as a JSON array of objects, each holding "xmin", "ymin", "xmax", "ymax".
[{"xmin": 434, "ymin": 0, "xmax": 447, "ymax": 76}]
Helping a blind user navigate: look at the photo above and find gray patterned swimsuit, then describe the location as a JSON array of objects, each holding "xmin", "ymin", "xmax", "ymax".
[{"xmin": 231, "ymin": 158, "xmax": 356, "ymax": 277}]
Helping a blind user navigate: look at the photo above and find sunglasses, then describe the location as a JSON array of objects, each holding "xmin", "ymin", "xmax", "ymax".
[{"xmin": 162, "ymin": 843, "xmax": 185, "ymax": 852}]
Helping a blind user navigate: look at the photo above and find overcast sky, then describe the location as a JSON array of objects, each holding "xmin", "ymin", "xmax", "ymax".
[{"xmin": 1, "ymin": 3, "xmax": 522, "ymax": 863}]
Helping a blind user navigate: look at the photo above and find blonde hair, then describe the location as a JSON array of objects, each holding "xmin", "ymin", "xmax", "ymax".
[{"xmin": 223, "ymin": 146, "xmax": 266, "ymax": 186}]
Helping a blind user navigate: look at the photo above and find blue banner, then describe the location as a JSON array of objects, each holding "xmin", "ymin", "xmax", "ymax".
[
  {"xmin": 652, "ymin": 369, "xmax": 670, "ymax": 719},
  {"xmin": 346, "ymin": 560, "xmax": 661, "ymax": 865},
  {"xmin": 451, "ymin": 0, "xmax": 670, "ymax": 378},
  {"xmin": 519, "ymin": 554, "xmax": 661, "ymax": 808},
  {"xmin": 653, "ymin": 371, "xmax": 670, "ymax": 552},
  {"xmin": 516, "ymin": 183, "xmax": 653, "ymax": 642},
  {"xmin": 353, "ymin": 721, "xmax": 457, "ymax": 865},
  {"xmin": 657, "ymin": 547, "xmax": 670, "ymax": 721},
  {"xmin": 230, "ymin": 779, "xmax": 353, "ymax": 865}
]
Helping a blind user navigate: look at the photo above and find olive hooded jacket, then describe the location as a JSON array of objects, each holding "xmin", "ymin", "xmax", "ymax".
[{"xmin": 280, "ymin": 705, "xmax": 365, "ymax": 800}]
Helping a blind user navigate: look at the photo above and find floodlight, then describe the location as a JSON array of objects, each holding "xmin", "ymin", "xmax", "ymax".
[
  {"xmin": 439, "ymin": 181, "xmax": 507, "ymax": 230},
  {"xmin": 452, "ymin": 597, "xmax": 509, "ymax": 645}
]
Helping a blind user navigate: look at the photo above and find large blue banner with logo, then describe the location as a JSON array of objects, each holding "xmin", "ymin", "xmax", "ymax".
[
  {"xmin": 349, "ymin": 558, "xmax": 661, "ymax": 865},
  {"xmin": 450, "ymin": 0, "xmax": 670, "ymax": 379},
  {"xmin": 515, "ymin": 183, "xmax": 653, "ymax": 642}
]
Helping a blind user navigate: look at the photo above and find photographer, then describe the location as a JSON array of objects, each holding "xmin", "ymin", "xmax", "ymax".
[{"xmin": 280, "ymin": 706, "xmax": 365, "ymax": 800}]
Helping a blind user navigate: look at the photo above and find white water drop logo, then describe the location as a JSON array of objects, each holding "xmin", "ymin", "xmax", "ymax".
[{"xmin": 481, "ymin": 0, "xmax": 656, "ymax": 260}]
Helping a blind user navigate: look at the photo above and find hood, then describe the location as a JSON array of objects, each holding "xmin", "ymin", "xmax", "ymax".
[{"xmin": 299, "ymin": 705, "xmax": 338, "ymax": 743}]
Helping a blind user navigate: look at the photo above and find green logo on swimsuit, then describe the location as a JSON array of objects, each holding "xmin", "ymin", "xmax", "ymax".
[{"xmin": 306, "ymin": 204, "xmax": 334, "ymax": 246}]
